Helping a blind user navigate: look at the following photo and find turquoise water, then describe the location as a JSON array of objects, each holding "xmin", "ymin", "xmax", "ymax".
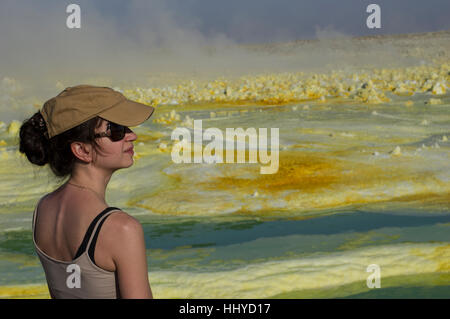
[{"xmin": 1, "ymin": 207, "xmax": 449, "ymax": 298}]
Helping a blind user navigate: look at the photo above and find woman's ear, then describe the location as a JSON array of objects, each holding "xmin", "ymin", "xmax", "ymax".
[{"xmin": 70, "ymin": 141, "xmax": 94, "ymax": 163}]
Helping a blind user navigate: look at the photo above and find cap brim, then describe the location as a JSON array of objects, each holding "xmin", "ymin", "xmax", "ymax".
[{"xmin": 98, "ymin": 99, "xmax": 155, "ymax": 127}]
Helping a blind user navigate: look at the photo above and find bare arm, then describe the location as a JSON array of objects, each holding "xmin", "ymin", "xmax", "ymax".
[{"xmin": 108, "ymin": 213, "xmax": 153, "ymax": 299}]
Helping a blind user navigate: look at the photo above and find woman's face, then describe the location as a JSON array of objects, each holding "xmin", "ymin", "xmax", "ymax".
[{"xmin": 92, "ymin": 119, "xmax": 137, "ymax": 171}]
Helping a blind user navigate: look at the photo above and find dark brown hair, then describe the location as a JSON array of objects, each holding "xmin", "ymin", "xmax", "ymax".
[{"xmin": 19, "ymin": 111, "xmax": 104, "ymax": 177}]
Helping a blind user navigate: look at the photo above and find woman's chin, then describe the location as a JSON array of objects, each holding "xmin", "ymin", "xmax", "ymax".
[{"xmin": 125, "ymin": 158, "xmax": 134, "ymax": 168}]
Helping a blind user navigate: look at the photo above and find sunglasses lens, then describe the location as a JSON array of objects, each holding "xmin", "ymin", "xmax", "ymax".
[{"xmin": 109, "ymin": 123, "xmax": 131, "ymax": 141}]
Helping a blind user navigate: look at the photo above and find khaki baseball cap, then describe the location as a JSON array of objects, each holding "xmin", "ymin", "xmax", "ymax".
[{"xmin": 40, "ymin": 85, "xmax": 155, "ymax": 139}]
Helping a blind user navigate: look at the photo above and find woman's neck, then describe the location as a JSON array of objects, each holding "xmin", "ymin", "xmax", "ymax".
[{"xmin": 67, "ymin": 171, "xmax": 112, "ymax": 202}]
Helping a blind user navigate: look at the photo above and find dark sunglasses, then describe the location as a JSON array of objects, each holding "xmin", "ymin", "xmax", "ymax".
[{"xmin": 94, "ymin": 122, "xmax": 132, "ymax": 141}]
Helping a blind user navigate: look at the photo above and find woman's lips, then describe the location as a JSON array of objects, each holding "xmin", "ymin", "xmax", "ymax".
[{"xmin": 125, "ymin": 147, "xmax": 134, "ymax": 155}]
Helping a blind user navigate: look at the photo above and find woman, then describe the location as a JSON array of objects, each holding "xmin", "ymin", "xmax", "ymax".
[{"xmin": 19, "ymin": 85, "xmax": 155, "ymax": 299}]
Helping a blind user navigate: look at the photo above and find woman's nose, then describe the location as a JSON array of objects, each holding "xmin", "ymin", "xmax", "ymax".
[{"xmin": 125, "ymin": 128, "xmax": 137, "ymax": 141}]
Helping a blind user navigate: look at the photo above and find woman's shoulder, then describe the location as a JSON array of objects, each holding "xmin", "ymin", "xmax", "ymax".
[
  {"xmin": 97, "ymin": 210, "xmax": 145, "ymax": 257},
  {"xmin": 103, "ymin": 210, "xmax": 143, "ymax": 234}
]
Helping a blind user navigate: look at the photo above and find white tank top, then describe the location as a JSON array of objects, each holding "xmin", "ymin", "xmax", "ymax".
[{"xmin": 32, "ymin": 195, "xmax": 121, "ymax": 299}]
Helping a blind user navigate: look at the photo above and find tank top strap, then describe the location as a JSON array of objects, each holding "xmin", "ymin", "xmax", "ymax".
[{"xmin": 73, "ymin": 207, "xmax": 121, "ymax": 260}]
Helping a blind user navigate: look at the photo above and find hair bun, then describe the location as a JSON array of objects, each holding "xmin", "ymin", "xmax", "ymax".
[
  {"xmin": 19, "ymin": 112, "xmax": 50, "ymax": 166},
  {"xmin": 30, "ymin": 114, "xmax": 49, "ymax": 138}
]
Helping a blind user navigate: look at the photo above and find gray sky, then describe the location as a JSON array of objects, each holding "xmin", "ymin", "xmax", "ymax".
[
  {"xmin": 0, "ymin": 0, "xmax": 449, "ymax": 92},
  {"xmin": 91, "ymin": 0, "xmax": 450, "ymax": 43}
]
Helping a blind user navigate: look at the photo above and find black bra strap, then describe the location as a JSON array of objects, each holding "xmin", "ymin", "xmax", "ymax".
[
  {"xmin": 88, "ymin": 213, "xmax": 115, "ymax": 265},
  {"xmin": 73, "ymin": 207, "xmax": 120, "ymax": 260}
]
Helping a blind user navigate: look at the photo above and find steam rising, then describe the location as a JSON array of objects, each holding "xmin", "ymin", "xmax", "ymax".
[{"xmin": 0, "ymin": 0, "xmax": 448, "ymax": 122}]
